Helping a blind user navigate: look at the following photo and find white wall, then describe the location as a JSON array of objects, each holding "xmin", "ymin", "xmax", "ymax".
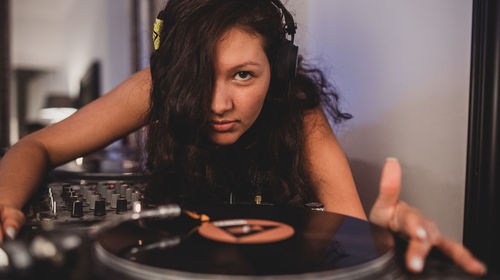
[
  {"xmin": 11, "ymin": 0, "xmax": 74, "ymax": 70},
  {"xmin": 288, "ymin": 0, "xmax": 472, "ymax": 242},
  {"xmin": 63, "ymin": 0, "xmax": 133, "ymax": 96},
  {"xmin": 11, "ymin": 0, "xmax": 133, "ymax": 141}
]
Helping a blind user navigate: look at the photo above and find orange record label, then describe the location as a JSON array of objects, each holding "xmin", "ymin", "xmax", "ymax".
[{"xmin": 198, "ymin": 219, "xmax": 294, "ymax": 244}]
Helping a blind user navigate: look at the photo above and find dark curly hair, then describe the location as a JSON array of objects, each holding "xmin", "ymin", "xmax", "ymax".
[{"xmin": 145, "ymin": 0, "xmax": 351, "ymax": 207}]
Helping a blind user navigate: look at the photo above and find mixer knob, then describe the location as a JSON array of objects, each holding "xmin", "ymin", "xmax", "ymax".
[
  {"xmin": 111, "ymin": 194, "xmax": 120, "ymax": 209},
  {"xmin": 71, "ymin": 200, "xmax": 83, "ymax": 218},
  {"xmin": 94, "ymin": 200, "xmax": 106, "ymax": 216},
  {"xmin": 62, "ymin": 184, "xmax": 71, "ymax": 198},
  {"xmin": 97, "ymin": 183, "xmax": 106, "ymax": 195},
  {"xmin": 116, "ymin": 198, "xmax": 128, "ymax": 214},
  {"xmin": 84, "ymin": 189, "xmax": 94, "ymax": 202},
  {"xmin": 89, "ymin": 194, "xmax": 99, "ymax": 210},
  {"xmin": 125, "ymin": 188, "xmax": 133, "ymax": 201},
  {"xmin": 82, "ymin": 185, "xmax": 90, "ymax": 200},
  {"xmin": 119, "ymin": 184, "xmax": 128, "ymax": 197},
  {"xmin": 67, "ymin": 195, "xmax": 78, "ymax": 209},
  {"xmin": 106, "ymin": 189, "xmax": 114, "ymax": 203}
]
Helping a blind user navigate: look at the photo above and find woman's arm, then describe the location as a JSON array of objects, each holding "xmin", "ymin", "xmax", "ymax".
[
  {"xmin": 302, "ymin": 107, "xmax": 366, "ymax": 220},
  {"xmin": 0, "ymin": 68, "xmax": 152, "ymax": 241}
]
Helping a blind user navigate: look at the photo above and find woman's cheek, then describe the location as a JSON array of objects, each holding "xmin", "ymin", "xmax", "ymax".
[{"xmin": 247, "ymin": 89, "xmax": 267, "ymax": 121}]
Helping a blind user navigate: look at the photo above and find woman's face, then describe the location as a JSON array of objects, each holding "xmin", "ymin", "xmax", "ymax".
[{"xmin": 209, "ymin": 27, "xmax": 271, "ymax": 145}]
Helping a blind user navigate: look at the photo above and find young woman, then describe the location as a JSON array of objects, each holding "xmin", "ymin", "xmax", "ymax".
[{"xmin": 0, "ymin": 0, "xmax": 485, "ymax": 275}]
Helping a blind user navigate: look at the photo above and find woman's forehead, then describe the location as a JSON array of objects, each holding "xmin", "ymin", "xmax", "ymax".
[{"xmin": 214, "ymin": 27, "xmax": 268, "ymax": 72}]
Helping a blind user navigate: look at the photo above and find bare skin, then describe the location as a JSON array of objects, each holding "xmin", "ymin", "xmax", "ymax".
[{"xmin": 0, "ymin": 27, "xmax": 486, "ymax": 275}]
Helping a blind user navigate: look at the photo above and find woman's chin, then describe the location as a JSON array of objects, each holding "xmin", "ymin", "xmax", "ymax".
[{"xmin": 209, "ymin": 133, "xmax": 241, "ymax": 146}]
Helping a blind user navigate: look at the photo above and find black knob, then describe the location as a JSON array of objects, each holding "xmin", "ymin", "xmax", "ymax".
[
  {"xmin": 67, "ymin": 195, "xmax": 78, "ymax": 209},
  {"xmin": 94, "ymin": 200, "xmax": 106, "ymax": 216},
  {"xmin": 63, "ymin": 191, "xmax": 73, "ymax": 202},
  {"xmin": 65, "ymin": 191, "xmax": 75, "ymax": 205},
  {"xmin": 116, "ymin": 198, "xmax": 128, "ymax": 214},
  {"xmin": 62, "ymin": 184, "xmax": 71, "ymax": 198},
  {"xmin": 71, "ymin": 200, "xmax": 83, "ymax": 217}
]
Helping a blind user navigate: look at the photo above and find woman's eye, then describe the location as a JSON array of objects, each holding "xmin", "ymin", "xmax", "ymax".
[{"xmin": 234, "ymin": 71, "xmax": 253, "ymax": 81}]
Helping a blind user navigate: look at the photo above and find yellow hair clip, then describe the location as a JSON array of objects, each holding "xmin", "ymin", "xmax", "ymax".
[{"xmin": 153, "ymin": 17, "xmax": 164, "ymax": 50}]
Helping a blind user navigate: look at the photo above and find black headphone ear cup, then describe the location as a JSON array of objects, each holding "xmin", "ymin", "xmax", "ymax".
[
  {"xmin": 273, "ymin": 39, "xmax": 298, "ymax": 97},
  {"xmin": 286, "ymin": 41, "xmax": 298, "ymax": 79}
]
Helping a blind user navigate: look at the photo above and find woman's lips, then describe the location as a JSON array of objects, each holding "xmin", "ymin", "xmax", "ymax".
[{"xmin": 211, "ymin": 120, "xmax": 236, "ymax": 132}]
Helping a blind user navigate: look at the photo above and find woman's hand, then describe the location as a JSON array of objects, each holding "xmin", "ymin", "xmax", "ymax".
[
  {"xmin": 0, "ymin": 204, "xmax": 25, "ymax": 242},
  {"xmin": 369, "ymin": 158, "xmax": 486, "ymax": 275}
]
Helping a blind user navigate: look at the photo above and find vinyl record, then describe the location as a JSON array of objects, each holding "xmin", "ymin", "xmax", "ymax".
[{"xmin": 92, "ymin": 205, "xmax": 404, "ymax": 279}]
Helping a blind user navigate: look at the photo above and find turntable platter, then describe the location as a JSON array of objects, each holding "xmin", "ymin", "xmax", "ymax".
[{"xmin": 93, "ymin": 205, "xmax": 403, "ymax": 279}]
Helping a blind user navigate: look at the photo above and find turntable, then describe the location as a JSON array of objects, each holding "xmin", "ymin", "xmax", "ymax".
[{"xmin": 91, "ymin": 204, "xmax": 403, "ymax": 280}]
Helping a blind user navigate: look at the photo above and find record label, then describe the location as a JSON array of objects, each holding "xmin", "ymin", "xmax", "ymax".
[{"xmin": 198, "ymin": 219, "xmax": 295, "ymax": 244}]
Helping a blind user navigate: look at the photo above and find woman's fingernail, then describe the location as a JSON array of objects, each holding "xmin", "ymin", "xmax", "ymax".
[
  {"xmin": 5, "ymin": 227, "xmax": 16, "ymax": 240},
  {"xmin": 410, "ymin": 257, "xmax": 424, "ymax": 272},
  {"xmin": 416, "ymin": 227, "xmax": 427, "ymax": 240},
  {"xmin": 386, "ymin": 157, "xmax": 399, "ymax": 162}
]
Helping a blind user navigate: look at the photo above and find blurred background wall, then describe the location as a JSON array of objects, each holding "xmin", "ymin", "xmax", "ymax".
[{"xmin": 10, "ymin": 0, "xmax": 134, "ymax": 139}]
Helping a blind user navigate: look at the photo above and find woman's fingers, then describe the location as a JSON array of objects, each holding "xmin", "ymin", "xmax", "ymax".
[
  {"xmin": 0, "ymin": 205, "xmax": 25, "ymax": 242},
  {"xmin": 407, "ymin": 235, "xmax": 487, "ymax": 275},
  {"xmin": 400, "ymin": 210, "xmax": 439, "ymax": 273},
  {"xmin": 392, "ymin": 202, "xmax": 424, "ymax": 238},
  {"xmin": 376, "ymin": 158, "xmax": 401, "ymax": 208},
  {"xmin": 394, "ymin": 202, "xmax": 440, "ymax": 240},
  {"xmin": 369, "ymin": 158, "xmax": 487, "ymax": 275},
  {"xmin": 436, "ymin": 237, "xmax": 487, "ymax": 275},
  {"xmin": 405, "ymin": 238, "xmax": 433, "ymax": 273},
  {"xmin": 393, "ymin": 203, "xmax": 487, "ymax": 275},
  {"xmin": 393, "ymin": 203, "xmax": 432, "ymax": 272},
  {"xmin": 369, "ymin": 158, "xmax": 402, "ymax": 227}
]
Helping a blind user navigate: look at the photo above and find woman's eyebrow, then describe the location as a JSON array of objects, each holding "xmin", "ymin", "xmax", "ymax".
[{"xmin": 227, "ymin": 61, "xmax": 261, "ymax": 72}]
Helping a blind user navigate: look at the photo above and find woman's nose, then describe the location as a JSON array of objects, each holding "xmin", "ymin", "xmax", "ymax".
[{"xmin": 211, "ymin": 82, "xmax": 233, "ymax": 116}]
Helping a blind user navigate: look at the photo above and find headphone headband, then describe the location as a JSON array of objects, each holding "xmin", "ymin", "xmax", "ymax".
[
  {"xmin": 153, "ymin": 0, "xmax": 297, "ymax": 50},
  {"xmin": 269, "ymin": 0, "xmax": 297, "ymax": 42}
]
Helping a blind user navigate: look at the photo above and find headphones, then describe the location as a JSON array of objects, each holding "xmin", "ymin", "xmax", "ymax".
[
  {"xmin": 152, "ymin": 0, "xmax": 298, "ymax": 88},
  {"xmin": 269, "ymin": 0, "xmax": 299, "ymax": 95}
]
